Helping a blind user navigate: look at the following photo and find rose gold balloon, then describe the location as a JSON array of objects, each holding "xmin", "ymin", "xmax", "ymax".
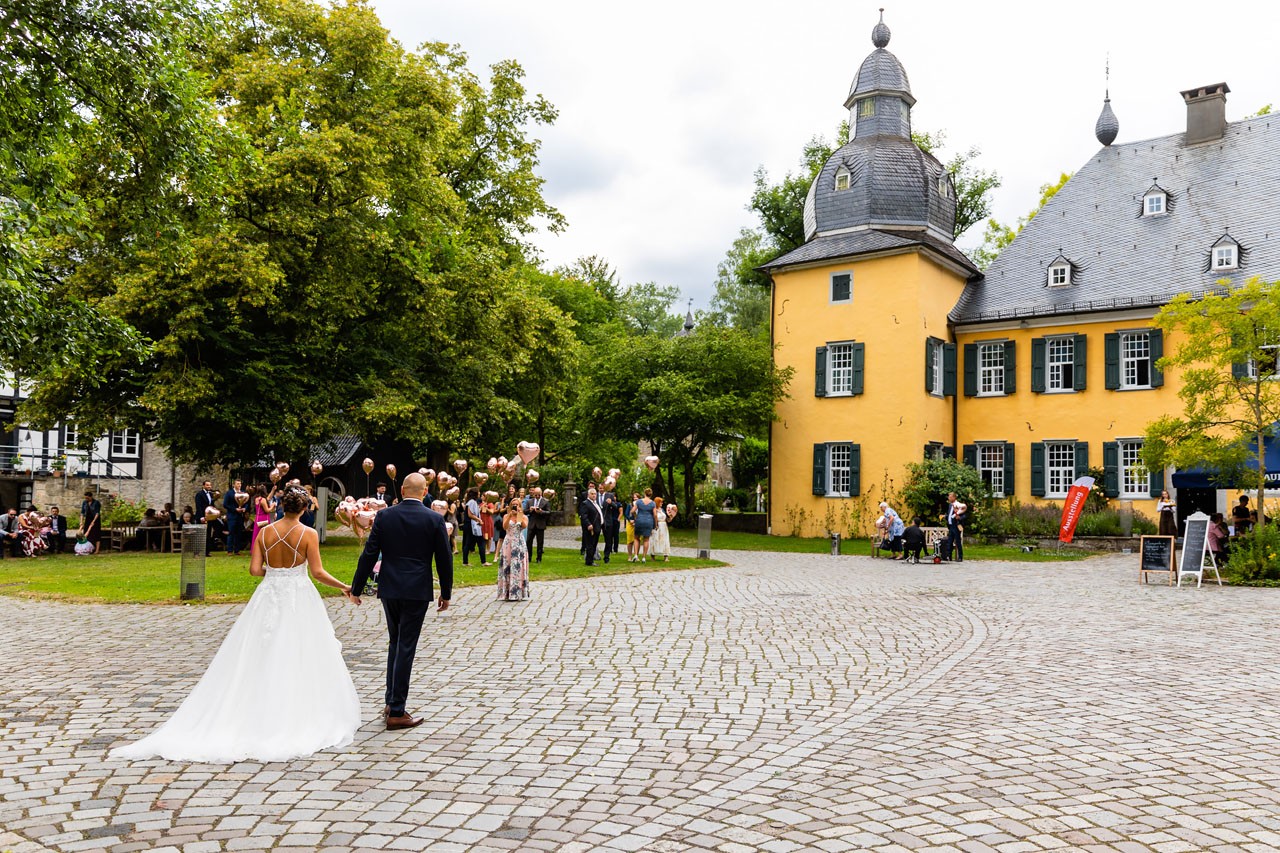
[
  {"xmin": 362, "ymin": 458, "xmax": 374, "ymax": 475},
  {"xmin": 446, "ymin": 486, "xmax": 460, "ymax": 500},
  {"xmin": 517, "ymin": 441, "xmax": 540, "ymax": 464},
  {"xmin": 644, "ymin": 455, "xmax": 660, "ymax": 471},
  {"xmin": 386, "ymin": 463, "xmax": 397, "ymax": 480},
  {"xmin": 506, "ymin": 460, "xmax": 519, "ymax": 477},
  {"xmin": 474, "ymin": 472, "xmax": 488, "ymax": 486},
  {"xmin": 525, "ymin": 469, "xmax": 539, "ymax": 483},
  {"xmin": 276, "ymin": 462, "xmax": 289, "ymax": 476},
  {"xmin": 288, "ymin": 478, "xmax": 301, "ymax": 486},
  {"xmin": 484, "ymin": 490, "xmax": 500, "ymax": 501},
  {"xmin": 608, "ymin": 468, "xmax": 621, "ymax": 480},
  {"xmin": 667, "ymin": 504, "xmax": 678, "ymax": 519},
  {"xmin": 235, "ymin": 491, "xmax": 249, "ymax": 507},
  {"xmin": 445, "ymin": 522, "xmax": 454, "ymax": 536},
  {"xmin": 497, "ymin": 456, "xmax": 508, "ymax": 469},
  {"xmin": 310, "ymin": 460, "xmax": 323, "ymax": 476},
  {"xmin": 591, "ymin": 466, "xmax": 603, "ymax": 481},
  {"xmin": 423, "ymin": 469, "xmax": 436, "ymax": 484},
  {"xmin": 542, "ymin": 489, "xmax": 556, "ymax": 500},
  {"xmin": 204, "ymin": 507, "xmax": 220, "ymax": 520},
  {"xmin": 603, "ymin": 477, "xmax": 616, "ymax": 490},
  {"xmin": 269, "ymin": 469, "xmax": 281, "ymax": 482},
  {"xmin": 486, "ymin": 457, "xmax": 499, "ymax": 472},
  {"xmin": 454, "ymin": 459, "xmax": 468, "ymax": 473}
]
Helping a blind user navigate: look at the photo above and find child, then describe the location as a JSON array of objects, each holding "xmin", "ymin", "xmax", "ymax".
[{"xmin": 902, "ymin": 517, "xmax": 926, "ymax": 564}]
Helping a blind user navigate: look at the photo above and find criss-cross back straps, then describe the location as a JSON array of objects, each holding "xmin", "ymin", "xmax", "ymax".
[{"xmin": 262, "ymin": 521, "xmax": 308, "ymax": 569}]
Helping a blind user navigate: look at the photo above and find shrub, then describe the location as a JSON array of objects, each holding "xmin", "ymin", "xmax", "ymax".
[
  {"xmin": 1224, "ymin": 523, "xmax": 1280, "ymax": 584},
  {"xmin": 900, "ymin": 458, "xmax": 991, "ymax": 526},
  {"xmin": 102, "ymin": 498, "xmax": 147, "ymax": 524}
]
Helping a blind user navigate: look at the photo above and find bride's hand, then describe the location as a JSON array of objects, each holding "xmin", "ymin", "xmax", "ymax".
[{"xmin": 345, "ymin": 591, "xmax": 361, "ymax": 605}]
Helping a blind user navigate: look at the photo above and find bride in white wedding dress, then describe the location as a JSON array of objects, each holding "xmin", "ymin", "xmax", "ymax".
[{"xmin": 110, "ymin": 485, "xmax": 361, "ymax": 762}]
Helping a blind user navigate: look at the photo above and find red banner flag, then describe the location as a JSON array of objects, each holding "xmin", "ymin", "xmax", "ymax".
[{"xmin": 1059, "ymin": 476, "xmax": 1095, "ymax": 544}]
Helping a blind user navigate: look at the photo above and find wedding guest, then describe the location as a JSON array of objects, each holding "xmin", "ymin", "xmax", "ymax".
[
  {"xmin": 1208, "ymin": 512, "xmax": 1230, "ymax": 565},
  {"xmin": 902, "ymin": 518, "xmax": 926, "ymax": 563},
  {"xmin": 498, "ymin": 498, "xmax": 530, "ymax": 601},
  {"xmin": 251, "ymin": 483, "xmax": 276, "ymax": 551},
  {"xmin": 1, "ymin": 507, "xmax": 21, "ymax": 558},
  {"xmin": 301, "ymin": 484, "xmax": 320, "ymax": 528},
  {"xmin": 195, "ymin": 480, "xmax": 216, "ymax": 556},
  {"xmin": 879, "ymin": 501, "xmax": 905, "ymax": 559},
  {"xmin": 579, "ymin": 480, "xmax": 597, "ymax": 555},
  {"xmin": 625, "ymin": 492, "xmax": 639, "ymax": 562},
  {"xmin": 580, "ymin": 487, "xmax": 604, "ymax": 566},
  {"xmin": 651, "ymin": 497, "xmax": 671, "ymax": 562},
  {"xmin": 223, "ymin": 479, "xmax": 246, "ymax": 556},
  {"xmin": 44, "ymin": 506, "xmax": 68, "ymax": 554},
  {"xmin": 525, "ymin": 486, "xmax": 548, "ymax": 563},
  {"xmin": 462, "ymin": 488, "xmax": 488, "ymax": 566},
  {"xmin": 445, "ymin": 500, "xmax": 460, "ymax": 554},
  {"xmin": 79, "ymin": 490, "xmax": 102, "ymax": 554},
  {"xmin": 129, "ymin": 508, "xmax": 167, "ymax": 551},
  {"xmin": 1156, "ymin": 490, "xmax": 1177, "ymax": 537},
  {"xmin": 601, "ymin": 484, "xmax": 621, "ymax": 563},
  {"xmin": 20, "ymin": 506, "xmax": 48, "ymax": 557},
  {"xmin": 945, "ymin": 492, "xmax": 966, "ymax": 562},
  {"xmin": 630, "ymin": 489, "xmax": 658, "ymax": 563},
  {"xmin": 373, "ymin": 482, "xmax": 392, "ymax": 504}
]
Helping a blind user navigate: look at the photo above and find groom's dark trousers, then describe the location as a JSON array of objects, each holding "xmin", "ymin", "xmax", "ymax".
[{"xmin": 352, "ymin": 498, "xmax": 453, "ymax": 717}]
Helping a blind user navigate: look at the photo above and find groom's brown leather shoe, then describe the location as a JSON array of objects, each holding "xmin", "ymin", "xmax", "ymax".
[
  {"xmin": 386, "ymin": 713, "xmax": 423, "ymax": 730},
  {"xmin": 383, "ymin": 705, "xmax": 390, "ymax": 721}
]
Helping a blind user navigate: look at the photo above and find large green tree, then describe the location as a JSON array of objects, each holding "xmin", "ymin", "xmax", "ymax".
[
  {"xmin": 1144, "ymin": 277, "xmax": 1280, "ymax": 503},
  {"xmin": 20, "ymin": 0, "xmax": 566, "ymax": 466}
]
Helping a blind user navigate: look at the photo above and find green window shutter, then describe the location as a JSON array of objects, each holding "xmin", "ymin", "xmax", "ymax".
[
  {"xmin": 812, "ymin": 444, "xmax": 827, "ymax": 495},
  {"xmin": 850, "ymin": 343, "xmax": 865, "ymax": 395},
  {"xmin": 943, "ymin": 445, "xmax": 955, "ymax": 460},
  {"xmin": 1104, "ymin": 333, "xmax": 1120, "ymax": 389},
  {"xmin": 962, "ymin": 444, "xmax": 977, "ymax": 468},
  {"xmin": 1030, "ymin": 443, "xmax": 1045, "ymax": 496},
  {"xmin": 963, "ymin": 343, "xmax": 978, "ymax": 397},
  {"xmin": 849, "ymin": 443, "xmax": 861, "ymax": 496},
  {"xmin": 1150, "ymin": 329, "xmax": 1164, "ymax": 387},
  {"xmin": 1074, "ymin": 442, "xmax": 1090, "ymax": 479},
  {"xmin": 1003, "ymin": 340, "xmax": 1017, "ymax": 394},
  {"xmin": 1149, "ymin": 465, "xmax": 1163, "ymax": 498},
  {"xmin": 1030, "ymin": 337, "xmax": 1046, "ymax": 393},
  {"xmin": 1073, "ymin": 333, "xmax": 1088, "ymax": 391},
  {"xmin": 924, "ymin": 338, "xmax": 936, "ymax": 393},
  {"xmin": 1103, "ymin": 441, "xmax": 1119, "ymax": 498},
  {"xmin": 943, "ymin": 343, "xmax": 957, "ymax": 396},
  {"xmin": 815, "ymin": 346, "xmax": 828, "ymax": 397},
  {"xmin": 1003, "ymin": 442, "xmax": 1016, "ymax": 496}
]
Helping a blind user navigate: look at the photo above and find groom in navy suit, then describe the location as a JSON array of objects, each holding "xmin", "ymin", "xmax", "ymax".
[{"xmin": 350, "ymin": 472, "xmax": 453, "ymax": 730}]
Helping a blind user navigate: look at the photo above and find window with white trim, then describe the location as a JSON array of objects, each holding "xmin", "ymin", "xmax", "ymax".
[
  {"xmin": 857, "ymin": 98, "xmax": 875, "ymax": 118},
  {"xmin": 1047, "ymin": 336, "xmax": 1075, "ymax": 391},
  {"xmin": 835, "ymin": 168, "xmax": 851, "ymax": 191},
  {"xmin": 827, "ymin": 342, "xmax": 853, "ymax": 395},
  {"xmin": 828, "ymin": 443, "xmax": 851, "ymax": 497},
  {"xmin": 1214, "ymin": 244, "xmax": 1238, "ymax": 269},
  {"xmin": 1119, "ymin": 439, "xmax": 1146, "ymax": 498},
  {"xmin": 63, "ymin": 423, "xmax": 79, "ymax": 449},
  {"xmin": 929, "ymin": 342, "xmax": 943, "ymax": 397},
  {"xmin": 110, "ymin": 429, "xmax": 140, "ymax": 458},
  {"xmin": 1143, "ymin": 192, "xmax": 1166, "ymax": 216},
  {"xmin": 1047, "ymin": 442, "xmax": 1075, "ymax": 498},
  {"xmin": 710, "ymin": 448, "xmax": 720, "ymax": 464},
  {"xmin": 1049, "ymin": 264, "xmax": 1070, "ymax": 286},
  {"xmin": 978, "ymin": 444, "xmax": 1006, "ymax": 498},
  {"xmin": 830, "ymin": 272, "xmax": 852, "ymax": 303},
  {"xmin": 1121, "ymin": 332, "xmax": 1151, "ymax": 388},
  {"xmin": 1247, "ymin": 341, "xmax": 1280, "ymax": 380},
  {"xmin": 979, "ymin": 343, "xmax": 1005, "ymax": 395}
]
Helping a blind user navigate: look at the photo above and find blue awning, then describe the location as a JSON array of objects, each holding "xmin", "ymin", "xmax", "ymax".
[{"xmin": 1172, "ymin": 429, "xmax": 1280, "ymax": 489}]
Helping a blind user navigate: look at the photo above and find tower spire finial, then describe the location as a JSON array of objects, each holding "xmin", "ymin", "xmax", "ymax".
[
  {"xmin": 1094, "ymin": 55, "xmax": 1119, "ymax": 146},
  {"xmin": 871, "ymin": 9, "xmax": 891, "ymax": 48}
]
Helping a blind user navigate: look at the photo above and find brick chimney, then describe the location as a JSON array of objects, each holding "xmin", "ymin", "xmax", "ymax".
[{"xmin": 1180, "ymin": 82, "xmax": 1230, "ymax": 145}]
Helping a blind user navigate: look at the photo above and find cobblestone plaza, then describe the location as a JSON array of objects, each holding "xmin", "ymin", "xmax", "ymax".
[{"xmin": 3, "ymin": 545, "xmax": 1280, "ymax": 852}]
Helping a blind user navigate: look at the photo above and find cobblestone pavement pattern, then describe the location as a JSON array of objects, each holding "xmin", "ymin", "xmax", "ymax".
[{"xmin": 3, "ymin": 541, "xmax": 1280, "ymax": 853}]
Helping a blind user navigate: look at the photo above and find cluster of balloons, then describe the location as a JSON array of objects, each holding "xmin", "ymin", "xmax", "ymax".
[{"xmin": 334, "ymin": 495, "xmax": 388, "ymax": 542}]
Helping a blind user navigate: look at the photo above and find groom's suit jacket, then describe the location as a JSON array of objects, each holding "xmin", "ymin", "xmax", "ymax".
[{"xmin": 353, "ymin": 498, "xmax": 453, "ymax": 602}]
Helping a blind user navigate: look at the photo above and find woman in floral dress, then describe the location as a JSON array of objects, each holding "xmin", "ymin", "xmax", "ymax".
[{"xmin": 497, "ymin": 498, "xmax": 530, "ymax": 601}]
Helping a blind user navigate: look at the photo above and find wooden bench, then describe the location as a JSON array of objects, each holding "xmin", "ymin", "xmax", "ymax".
[
  {"xmin": 109, "ymin": 522, "xmax": 138, "ymax": 552},
  {"xmin": 873, "ymin": 526, "xmax": 950, "ymax": 560}
]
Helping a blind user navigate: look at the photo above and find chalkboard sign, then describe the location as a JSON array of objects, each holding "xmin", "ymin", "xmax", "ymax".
[
  {"xmin": 1139, "ymin": 535, "xmax": 1175, "ymax": 585},
  {"xmin": 1178, "ymin": 512, "xmax": 1214, "ymax": 587}
]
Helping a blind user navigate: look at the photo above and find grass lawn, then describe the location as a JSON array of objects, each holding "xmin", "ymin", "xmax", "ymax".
[
  {"xmin": 668, "ymin": 527, "xmax": 1089, "ymax": 562},
  {"xmin": 0, "ymin": 538, "xmax": 724, "ymax": 605}
]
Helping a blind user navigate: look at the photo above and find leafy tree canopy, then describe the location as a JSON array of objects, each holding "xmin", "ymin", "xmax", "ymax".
[{"xmin": 969, "ymin": 172, "xmax": 1071, "ymax": 270}]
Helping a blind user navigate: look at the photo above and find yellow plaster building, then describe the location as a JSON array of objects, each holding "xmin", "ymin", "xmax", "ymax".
[{"xmin": 765, "ymin": 17, "xmax": 1280, "ymax": 536}]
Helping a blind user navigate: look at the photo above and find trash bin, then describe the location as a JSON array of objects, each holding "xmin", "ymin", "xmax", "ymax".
[
  {"xmin": 180, "ymin": 524, "xmax": 207, "ymax": 601},
  {"xmin": 830, "ymin": 533, "xmax": 841, "ymax": 556},
  {"xmin": 697, "ymin": 513, "xmax": 712, "ymax": 559}
]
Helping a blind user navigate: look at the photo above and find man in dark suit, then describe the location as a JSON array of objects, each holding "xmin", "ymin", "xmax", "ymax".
[
  {"xmin": 525, "ymin": 486, "xmax": 548, "ymax": 563},
  {"xmin": 350, "ymin": 472, "xmax": 453, "ymax": 731},
  {"xmin": 578, "ymin": 480, "xmax": 596, "ymax": 555},
  {"xmin": 44, "ymin": 506, "xmax": 69, "ymax": 553},
  {"xmin": 600, "ymin": 486, "xmax": 621, "ymax": 564},
  {"xmin": 579, "ymin": 486, "xmax": 604, "ymax": 566},
  {"xmin": 195, "ymin": 480, "xmax": 216, "ymax": 556},
  {"xmin": 223, "ymin": 479, "xmax": 245, "ymax": 556}
]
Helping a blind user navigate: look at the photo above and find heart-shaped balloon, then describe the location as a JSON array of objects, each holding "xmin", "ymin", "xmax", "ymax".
[
  {"xmin": 446, "ymin": 486, "xmax": 460, "ymax": 500},
  {"xmin": 506, "ymin": 460, "xmax": 519, "ymax": 477},
  {"xmin": 287, "ymin": 478, "xmax": 301, "ymax": 486},
  {"xmin": 445, "ymin": 522, "xmax": 454, "ymax": 536},
  {"xmin": 484, "ymin": 490, "xmax": 500, "ymax": 501},
  {"xmin": 603, "ymin": 477, "xmax": 616, "ymax": 490},
  {"xmin": 454, "ymin": 459, "xmax": 468, "ymax": 473},
  {"xmin": 517, "ymin": 441, "xmax": 540, "ymax": 464},
  {"xmin": 591, "ymin": 466, "xmax": 602, "ymax": 481},
  {"xmin": 277, "ymin": 462, "xmax": 289, "ymax": 476},
  {"xmin": 608, "ymin": 468, "xmax": 621, "ymax": 480},
  {"xmin": 667, "ymin": 504, "xmax": 678, "ymax": 519},
  {"xmin": 486, "ymin": 457, "xmax": 499, "ymax": 472},
  {"xmin": 526, "ymin": 469, "xmax": 539, "ymax": 483},
  {"xmin": 334, "ymin": 502, "xmax": 353, "ymax": 528},
  {"xmin": 310, "ymin": 460, "xmax": 323, "ymax": 476},
  {"xmin": 235, "ymin": 491, "xmax": 249, "ymax": 507},
  {"xmin": 644, "ymin": 455, "xmax": 659, "ymax": 471},
  {"xmin": 497, "ymin": 455, "xmax": 508, "ymax": 469},
  {"xmin": 385, "ymin": 463, "xmax": 397, "ymax": 480},
  {"xmin": 423, "ymin": 468, "xmax": 436, "ymax": 484},
  {"xmin": 474, "ymin": 472, "xmax": 488, "ymax": 485},
  {"xmin": 542, "ymin": 489, "xmax": 556, "ymax": 500},
  {"xmin": 362, "ymin": 458, "xmax": 374, "ymax": 475},
  {"xmin": 269, "ymin": 469, "xmax": 281, "ymax": 482},
  {"xmin": 204, "ymin": 507, "xmax": 220, "ymax": 520}
]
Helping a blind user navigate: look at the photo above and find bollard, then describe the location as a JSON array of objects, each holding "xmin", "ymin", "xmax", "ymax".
[
  {"xmin": 830, "ymin": 533, "xmax": 841, "ymax": 556},
  {"xmin": 180, "ymin": 524, "xmax": 207, "ymax": 601},
  {"xmin": 697, "ymin": 513, "xmax": 712, "ymax": 559}
]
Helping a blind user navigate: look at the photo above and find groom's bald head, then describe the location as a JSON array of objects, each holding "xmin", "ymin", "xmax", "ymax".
[{"xmin": 401, "ymin": 473, "xmax": 427, "ymax": 498}]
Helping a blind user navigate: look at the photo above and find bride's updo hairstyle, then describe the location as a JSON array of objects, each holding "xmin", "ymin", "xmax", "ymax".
[{"xmin": 280, "ymin": 485, "xmax": 310, "ymax": 515}]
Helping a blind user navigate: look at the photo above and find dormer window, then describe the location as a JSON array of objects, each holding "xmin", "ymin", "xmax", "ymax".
[
  {"xmin": 1144, "ymin": 191, "xmax": 1166, "ymax": 216},
  {"xmin": 1214, "ymin": 243, "xmax": 1238, "ymax": 269},
  {"xmin": 857, "ymin": 98, "xmax": 875, "ymax": 118},
  {"xmin": 835, "ymin": 167, "xmax": 851, "ymax": 191},
  {"xmin": 1049, "ymin": 263, "xmax": 1071, "ymax": 287}
]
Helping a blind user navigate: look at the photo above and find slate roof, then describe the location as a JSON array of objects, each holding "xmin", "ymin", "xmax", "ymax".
[
  {"xmin": 310, "ymin": 433, "xmax": 363, "ymax": 468},
  {"xmin": 953, "ymin": 113, "xmax": 1280, "ymax": 324},
  {"xmin": 849, "ymin": 48, "xmax": 911, "ymax": 101},
  {"xmin": 762, "ymin": 227, "xmax": 980, "ymax": 276}
]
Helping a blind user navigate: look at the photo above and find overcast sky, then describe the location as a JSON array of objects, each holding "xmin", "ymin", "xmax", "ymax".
[{"xmin": 370, "ymin": 0, "xmax": 1276, "ymax": 309}]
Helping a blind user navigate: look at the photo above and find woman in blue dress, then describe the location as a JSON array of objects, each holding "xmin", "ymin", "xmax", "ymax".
[{"xmin": 629, "ymin": 488, "xmax": 659, "ymax": 563}]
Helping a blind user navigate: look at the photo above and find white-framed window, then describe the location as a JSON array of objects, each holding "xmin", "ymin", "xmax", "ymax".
[
  {"xmin": 978, "ymin": 444, "xmax": 1006, "ymax": 499},
  {"xmin": 1121, "ymin": 332, "xmax": 1152, "ymax": 388},
  {"xmin": 929, "ymin": 342, "xmax": 943, "ymax": 397},
  {"xmin": 979, "ymin": 343, "xmax": 1005, "ymax": 395},
  {"xmin": 710, "ymin": 447, "xmax": 720, "ymax": 464},
  {"xmin": 1119, "ymin": 439, "xmax": 1146, "ymax": 498},
  {"xmin": 828, "ymin": 443, "xmax": 851, "ymax": 497},
  {"xmin": 830, "ymin": 272, "xmax": 852, "ymax": 304},
  {"xmin": 1047, "ymin": 336, "xmax": 1075, "ymax": 391},
  {"xmin": 63, "ymin": 422, "xmax": 79, "ymax": 449},
  {"xmin": 835, "ymin": 167, "xmax": 851, "ymax": 191},
  {"xmin": 110, "ymin": 429, "xmax": 140, "ymax": 458},
  {"xmin": 1247, "ymin": 342, "xmax": 1280, "ymax": 380},
  {"xmin": 1049, "ymin": 264, "xmax": 1071, "ymax": 287},
  {"xmin": 1215, "ymin": 244, "xmax": 1238, "ymax": 269},
  {"xmin": 858, "ymin": 98, "xmax": 875, "ymax": 118},
  {"xmin": 1047, "ymin": 442, "xmax": 1075, "ymax": 498},
  {"xmin": 827, "ymin": 342, "xmax": 854, "ymax": 395},
  {"xmin": 1144, "ymin": 192, "xmax": 1166, "ymax": 216}
]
